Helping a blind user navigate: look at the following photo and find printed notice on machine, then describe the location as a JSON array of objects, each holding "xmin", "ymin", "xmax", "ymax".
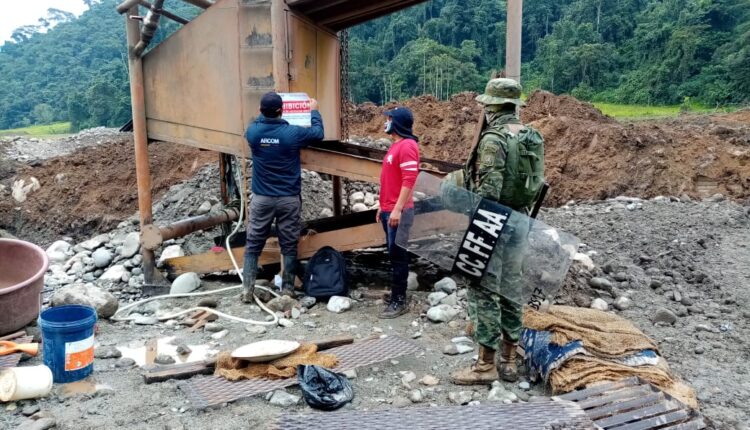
[{"xmin": 280, "ymin": 92, "xmax": 312, "ymax": 127}]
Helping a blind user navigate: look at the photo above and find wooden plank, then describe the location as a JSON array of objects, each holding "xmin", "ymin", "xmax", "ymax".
[
  {"xmin": 557, "ymin": 377, "xmax": 641, "ymax": 402},
  {"xmin": 165, "ymin": 222, "xmax": 384, "ymax": 276},
  {"xmin": 300, "ymin": 148, "xmax": 383, "ymax": 184},
  {"xmin": 588, "ymin": 392, "xmax": 664, "ymax": 420},
  {"xmin": 595, "ymin": 400, "xmax": 680, "ymax": 428},
  {"xmin": 661, "ymin": 418, "xmax": 706, "ymax": 430},
  {"xmin": 143, "ymin": 358, "xmax": 218, "ymax": 384},
  {"xmin": 0, "ymin": 330, "xmax": 26, "ymax": 342},
  {"xmin": 164, "ymin": 210, "xmax": 467, "ymax": 276},
  {"xmin": 611, "ymin": 409, "xmax": 690, "ymax": 430},
  {"xmin": 577, "ymin": 386, "xmax": 653, "ymax": 410},
  {"xmin": 141, "ymin": 336, "xmax": 354, "ymax": 384}
]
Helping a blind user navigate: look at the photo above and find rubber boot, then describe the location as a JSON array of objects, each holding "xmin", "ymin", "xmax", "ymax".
[
  {"xmin": 498, "ymin": 339, "xmax": 519, "ymax": 382},
  {"xmin": 241, "ymin": 253, "xmax": 258, "ymax": 304},
  {"xmin": 450, "ymin": 345, "xmax": 499, "ymax": 385},
  {"xmin": 280, "ymin": 255, "xmax": 296, "ymax": 297}
]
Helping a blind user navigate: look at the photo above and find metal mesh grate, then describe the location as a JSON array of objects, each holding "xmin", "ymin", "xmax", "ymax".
[
  {"xmin": 276, "ymin": 400, "xmax": 596, "ymax": 430},
  {"xmin": 556, "ymin": 377, "xmax": 706, "ymax": 429},
  {"xmin": 0, "ymin": 335, "xmax": 33, "ymax": 369},
  {"xmin": 180, "ymin": 335, "xmax": 422, "ymax": 409}
]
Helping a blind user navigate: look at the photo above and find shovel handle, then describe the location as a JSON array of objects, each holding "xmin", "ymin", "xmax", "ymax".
[{"xmin": 0, "ymin": 341, "xmax": 39, "ymax": 357}]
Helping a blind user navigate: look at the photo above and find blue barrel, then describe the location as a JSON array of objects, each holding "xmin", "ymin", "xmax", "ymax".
[{"xmin": 38, "ymin": 305, "xmax": 97, "ymax": 383}]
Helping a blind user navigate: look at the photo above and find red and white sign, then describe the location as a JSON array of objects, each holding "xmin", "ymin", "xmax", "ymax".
[{"xmin": 280, "ymin": 92, "xmax": 312, "ymax": 127}]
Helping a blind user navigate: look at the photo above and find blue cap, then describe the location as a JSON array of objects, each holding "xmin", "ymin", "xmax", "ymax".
[
  {"xmin": 260, "ymin": 92, "xmax": 283, "ymax": 117},
  {"xmin": 385, "ymin": 107, "xmax": 418, "ymax": 141}
]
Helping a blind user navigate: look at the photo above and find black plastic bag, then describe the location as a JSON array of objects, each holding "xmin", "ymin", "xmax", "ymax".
[{"xmin": 297, "ymin": 365, "xmax": 354, "ymax": 411}]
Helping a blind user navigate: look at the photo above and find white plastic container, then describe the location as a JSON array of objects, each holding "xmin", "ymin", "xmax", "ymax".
[
  {"xmin": 279, "ymin": 92, "xmax": 312, "ymax": 127},
  {"xmin": 0, "ymin": 365, "xmax": 53, "ymax": 402}
]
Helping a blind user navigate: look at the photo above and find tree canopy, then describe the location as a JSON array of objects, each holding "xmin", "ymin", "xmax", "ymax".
[{"xmin": 0, "ymin": 0, "xmax": 747, "ymax": 130}]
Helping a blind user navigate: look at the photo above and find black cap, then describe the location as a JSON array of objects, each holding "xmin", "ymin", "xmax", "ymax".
[
  {"xmin": 385, "ymin": 107, "xmax": 418, "ymax": 141},
  {"xmin": 260, "ymin": 92, "xmax": 283, "ymax": 117}
]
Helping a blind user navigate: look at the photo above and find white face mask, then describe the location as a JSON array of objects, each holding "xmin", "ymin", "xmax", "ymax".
[{"xmin": 384, "ymin": 119, "xmax": 393, "ymax": 134}]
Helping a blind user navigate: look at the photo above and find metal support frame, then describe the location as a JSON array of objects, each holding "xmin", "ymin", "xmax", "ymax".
[
  {"xmin": 126, "ymin": 8, "xmax": 162, "ymax": 285},
  {"xmin": 505, "ymin": 0, "xmax": 523, "ymax": 83}
]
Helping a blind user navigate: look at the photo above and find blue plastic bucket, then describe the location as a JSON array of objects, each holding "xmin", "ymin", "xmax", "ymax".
[{"xmin": 38, "ymin": 305, "xmax": 97, "ymax": 383}]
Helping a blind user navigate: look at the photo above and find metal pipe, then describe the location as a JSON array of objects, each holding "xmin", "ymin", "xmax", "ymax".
[
  {"xmin": 505, "ymin": 0, "xmax": 523, "ymax": 83},
  {"xmin": 139, "ymin": 1, "xmax": 189, "ymax": 25},
  {"xmin": 180, "ymin": 0, "xmax": 213, "ymax": 9},
  {"xmin": 126, "ymin": 8, "xmax": 159, "ymax": 284},
  {"xmin": 133, "ymin": 0, "xmax": 165, "ymax": 57},
  {"xmin": 332, "ymin": 176, "xmax": 342, "ymax": 216},
  {"xmin": 116, "ymin": 0, "xmax": 140, "ymax": 14},
  {"xmin": 142, "ymin": 208, "xmax": 240, "ymax": 250}
]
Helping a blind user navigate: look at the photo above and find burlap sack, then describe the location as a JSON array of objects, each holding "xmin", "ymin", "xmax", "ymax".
[{"xmin": 215, "ymin": 343, "xmax": 338, "ymax": 381}]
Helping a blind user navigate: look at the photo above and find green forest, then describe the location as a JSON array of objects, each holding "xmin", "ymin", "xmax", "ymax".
[{"xmin": 0, "ymin": 0, "xmax": 748, "ymax": 131}]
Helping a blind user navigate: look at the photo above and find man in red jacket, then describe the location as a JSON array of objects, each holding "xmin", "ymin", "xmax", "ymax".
[{"xmin": 376, "ymin": 107, "xmax": 420, "ymax": 319}]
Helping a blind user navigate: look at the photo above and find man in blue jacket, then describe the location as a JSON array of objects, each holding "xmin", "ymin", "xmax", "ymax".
[{"xmin": 242, "ymin": 92, "xmax": 324, "ymax": 301}]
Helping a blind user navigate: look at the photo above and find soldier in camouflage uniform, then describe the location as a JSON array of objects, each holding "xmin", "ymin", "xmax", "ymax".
[{"xmin": 450, "ymin": 78, "xmax": 545, "ymax": 385}]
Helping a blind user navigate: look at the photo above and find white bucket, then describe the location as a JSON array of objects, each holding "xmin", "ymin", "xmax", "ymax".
[{"xmin": 0, "ymin": 365, "xmax": 53, "ymax": 402}]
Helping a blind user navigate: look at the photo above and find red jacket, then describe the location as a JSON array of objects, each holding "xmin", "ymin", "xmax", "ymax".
[{"xmin": 379, "ymin": 138, "xmax": 420, "ymax": 212}]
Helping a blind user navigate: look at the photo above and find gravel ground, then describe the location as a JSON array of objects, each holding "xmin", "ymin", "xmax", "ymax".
[{"xmin": 5, "ymin": 196, "xmax": 749, "ymax": 429}]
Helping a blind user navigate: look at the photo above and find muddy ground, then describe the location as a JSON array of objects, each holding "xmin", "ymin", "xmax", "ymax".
[{"xmin": 1, "ymin": 93, "xmax": 750, "ymax": 429}]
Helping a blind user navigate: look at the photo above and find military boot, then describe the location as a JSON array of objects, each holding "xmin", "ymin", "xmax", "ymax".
[
  {"xmin": 280, "ymin": 255, "xmax": 297, "ymax": 297},
  {"xmin": 450, "ymin": 345, "xmax": 499, "ymax": 385},
  {"xmin": 498, "ymin": 339, "xmax": 518, "ymax": 382},
  {"xmin": 241, "ymin": 253, "xmax": 258, "ymax": 304}
]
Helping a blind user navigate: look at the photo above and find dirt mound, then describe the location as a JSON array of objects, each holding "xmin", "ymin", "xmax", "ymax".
[
  {"xmin": 348, "ymin": 92, "xmax": 481, "ymax": 162},
  {"xmin": 0, "ymin": 137, "xmax": 214, "ymax": 245},
  {"xmin": 348, "ymin": 93, "xmax": 750, "ymax": 206},
  {"xmin": 521, "ymin": 90, "xmax": 615, "ymax": 124}
]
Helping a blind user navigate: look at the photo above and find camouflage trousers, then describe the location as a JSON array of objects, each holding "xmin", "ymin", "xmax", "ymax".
[{"xmin": 467, "ymin": 215, "xmax": 528, "ymax": 347}]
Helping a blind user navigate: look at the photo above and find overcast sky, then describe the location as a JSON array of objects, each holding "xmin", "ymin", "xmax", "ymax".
[{"xmin": 0, "ymin": 0, "xmax": 88, "ymax": 43}]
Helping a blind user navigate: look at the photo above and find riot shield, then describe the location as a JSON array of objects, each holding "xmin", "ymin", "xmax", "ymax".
[{"xmin": 396, "ymin": 172, "xmax": 580, "ymax": 308}]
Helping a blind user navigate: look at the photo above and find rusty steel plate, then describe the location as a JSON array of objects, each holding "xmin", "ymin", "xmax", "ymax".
[
  {"xmin": 556, "ymin": 377, "xmax": 706, "ymax": 429},
  {"xmin": 180, "ymin": 335, "xmax": 422, "ymax": 409},
  {"xmin": 0, "ymin": 335, "xmax": 33, "ymax": 369},
  {"xmin": 276, "ymin": 400, "xmax": 595, "ymax": 430}
]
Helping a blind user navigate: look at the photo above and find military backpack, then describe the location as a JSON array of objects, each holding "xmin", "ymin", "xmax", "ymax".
[{"xmin": 479, "ymin": 124, "xmax": 545, "ymax": 210}]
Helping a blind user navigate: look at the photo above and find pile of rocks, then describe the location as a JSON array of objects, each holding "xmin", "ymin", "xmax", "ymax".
[{"xmin": 1, "ymin": 127, "xmax": 127, "ymax": 162}]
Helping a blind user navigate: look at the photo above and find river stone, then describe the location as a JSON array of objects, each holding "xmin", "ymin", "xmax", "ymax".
[
  {"xmin": 46, "ymin": 240, "xmax": 72, "ymax": 263},
  {"xmin": 92, "ymin": 248, "xmax": 113, "ymax": 268},
  {"xmin": 120, "ymin": 232, "xmax": 140, "ymax": 258},
  {"xmin": 100, "ymin": 264, "xmax": 127, "ymax": 281},
  {"xmin": 434, "ymin": 277, "xmax": 457, "ymax": 294},
  {"xmin": 590, "ymin": 298, "xmax": 609, "ymax": 311},
  {"xmin": 170, "ymin": 272, "xmax": 201, "ymax": 294},
  {"xmin": 158, "ymin": 245, "xmax": 184, "ymax": 266},
  {"xmin": 50, "ymin": 283, "xmax": 118, "ymax": 318},
  {"xmin": 407, "ymin": 272, "xmax": 419, "ymax": 290},
  {"xmin": 327, "ymin": 296, "xmax": 352, "ymax": 313},
  {"xmin": 269, "ymin": 390, "xmax": 300, "ymax": 407},
  {"xmin": 427, "ymin": 292, "xmax": 448, "ymax": 306},
  {"xmin": 351, "ymin": 203, "xmax": 368, "ymax": 212},
  {"xmin": 652, "ymin": 308, "xmax": 678, "ymax": 325},
  {"xmin": 427, "ymin": 305, "xmax": 460, "ymax": 322}
]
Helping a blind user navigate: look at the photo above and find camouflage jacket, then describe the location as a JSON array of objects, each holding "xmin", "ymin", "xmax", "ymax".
[{"xmin": 465, "ymin": 114, "xmax": 522, "ymax": 204}]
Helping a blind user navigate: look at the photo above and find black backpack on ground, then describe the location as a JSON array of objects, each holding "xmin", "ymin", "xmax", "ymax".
[{"xmin": 303, "ymin": 246, "xmax": 348, "ymax": 299}]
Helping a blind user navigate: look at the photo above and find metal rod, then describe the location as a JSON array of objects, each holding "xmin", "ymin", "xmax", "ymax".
[
  {"xmin": 160, "ymin": 209, "xmax": 240, "ymax": 243},
  {"xmin": 116, "ymin": 0, "xmax": 141, "ymax": 14},
  {"xmin": 219, "ymin": 153, "xmax": 229, "ymax": 205},
  {"xmin": 505, "ymin": 0, "xmax": 523, "ymax": 83},
  {"xmin": 126, "ymin": 8, "xmax": 159, "ymax": 284},
  {"xmin": 333, "ymin": 176, "xmax": 342, "ymax": 216},
  {"xmin": 133, "ymin": 0, "xmax": 165, "ymax": 57},
  {"xmin": 138, "ymin": 0, "xmax": 189, "ymax": 24},
  {"xmin": 180, "ymin": 0, "xmax": 213, "ymax": 9},
  {"xmin": 141, "ymin": 209, "xmax": 240, "ymax": 250}
]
